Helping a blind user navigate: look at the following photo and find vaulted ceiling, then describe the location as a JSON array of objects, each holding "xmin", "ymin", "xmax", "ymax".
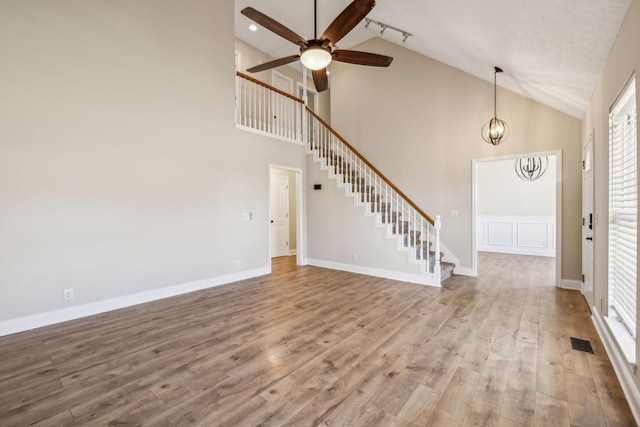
[{"xmin": 235, "ymin": 0, "xmax": 632, "ymax": 119}]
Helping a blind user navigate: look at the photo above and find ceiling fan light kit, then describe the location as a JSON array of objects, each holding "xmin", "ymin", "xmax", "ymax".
[
  {"xmin": 482, "ymin": 66, "xmax": 509, "ymax": 146},
  {"xmin": 241, "ymin": 0, "xmax": 393, "ymax": 92},
  {"xmin": 300, "ymin": 45, "xmax": 332, "ymax": 70}
]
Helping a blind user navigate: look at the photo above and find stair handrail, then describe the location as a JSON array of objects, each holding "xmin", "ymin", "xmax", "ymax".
[
  {"xmin": 236, "ymin": 72, "xmax": 304, "ymax": 104},
  {"xmin": 305, "ymin": 106, "xmax": 435, "ymax": 226}
]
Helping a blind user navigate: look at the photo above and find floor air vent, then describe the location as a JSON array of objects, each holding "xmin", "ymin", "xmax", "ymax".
[{"xmin": 570, "ymin": 337, "xmax": 594, "ymax": 354}]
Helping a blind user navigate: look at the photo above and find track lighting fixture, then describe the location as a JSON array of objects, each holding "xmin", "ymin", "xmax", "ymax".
[{"xmin": 364, "ymin": 18, "xmax": 412, "ymax": 43}]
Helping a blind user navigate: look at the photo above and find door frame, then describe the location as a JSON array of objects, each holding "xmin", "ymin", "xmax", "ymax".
[
  {"xmin": 297, "ymin": 82, "xmax": 318, "ymax": 110},
  {"xmin": 297, "ymin": 82, "xmax": 318, "ymax": 142},
  {"xmin": 471, "ymin": 150, "xmax": 563, "ymax": 286},
  {"xmin": 582, "ymin": 130, "xmax": 595, "ymax": 308},
  {"xmin": 269, "ymin": 165, "xmax": 305, "ymax": 265},
  {"xmin": 234, "ymin": 51, "xmax": 241, "ymax": 124}
]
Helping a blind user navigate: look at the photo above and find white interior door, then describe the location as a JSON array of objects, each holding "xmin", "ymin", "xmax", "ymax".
[
  {"xmin": 270, "ymin": 173, "xmax": 290, "ymax": 258},
  {"xmin": 582, "ymin": 133, "xmax": 594, "ymax": 308}
]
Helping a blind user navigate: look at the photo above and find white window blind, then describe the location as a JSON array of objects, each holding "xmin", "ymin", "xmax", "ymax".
[{"xmin": 609, "ymin": 77, "xmax": 638, "ymax": 339}]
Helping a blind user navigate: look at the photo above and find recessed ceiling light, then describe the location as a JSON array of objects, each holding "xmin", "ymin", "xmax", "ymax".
[{"xmin": 249, "ymin": 24, "xmax": 257, "ymax": 32}]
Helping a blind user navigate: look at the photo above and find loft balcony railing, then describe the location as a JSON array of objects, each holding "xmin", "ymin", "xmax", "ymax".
[{"xmin": 235, "ymin": 72, "xmax": 305, "ymax": 144}]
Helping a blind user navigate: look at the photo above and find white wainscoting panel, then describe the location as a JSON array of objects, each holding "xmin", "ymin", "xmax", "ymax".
[
  {"xmin": 488, "ymin": 221, "xmax": 515, "ymax": 246},
  {"xmin": 477, "ymin": 216, "xmax": 555, "ymax": 257}
]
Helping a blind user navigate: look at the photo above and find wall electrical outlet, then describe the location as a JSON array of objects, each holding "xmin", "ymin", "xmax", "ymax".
[
  {"xmin": 235, "ymin": 260, "xmax": 240, "ymax": 270},
  {"xmin": 63, "ymin": 288, "xmax": 74, "ymax": 301},
  {"xmin": 353, "ymin": 254, "xmax": 358, "ymax": 262}
]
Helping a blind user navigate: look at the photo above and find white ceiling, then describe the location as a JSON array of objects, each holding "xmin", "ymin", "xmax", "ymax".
[{"xmin": 235, "ymin": 0, "xmax": 632, "ymax": 119}]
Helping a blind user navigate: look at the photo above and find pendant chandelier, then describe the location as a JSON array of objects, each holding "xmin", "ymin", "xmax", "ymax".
[
  {"xmin": 515, "ymin": 156, "xmax": 549, "ymax": 181},
  {"xmin": 482, "ymin": 67, "xmax": 509, "ymax": 146}
]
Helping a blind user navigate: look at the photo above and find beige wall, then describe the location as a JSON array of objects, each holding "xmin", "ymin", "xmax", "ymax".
[
  {"xmin": 0, "ymin": 0, "xmax": 306, "ymax": 322},
  {"xmin": 328, "ymin": 37, "xmax": 582, "ymax": 279},
  {"xmin": 583, "ymin": 0, "xmax": 640, "ymax": 399}
]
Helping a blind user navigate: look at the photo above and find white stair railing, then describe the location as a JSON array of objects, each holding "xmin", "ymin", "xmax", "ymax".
[
  {"xmin": 305, "ymin": 107, "xmax": 440, "ymax": 278},
  {"xmin": 235, "ymin": 72, "xmax": 443, "ymax": 281},
  {"xmin": 236, "ymin": 72, "xmax": 304, "ymax": 143}
]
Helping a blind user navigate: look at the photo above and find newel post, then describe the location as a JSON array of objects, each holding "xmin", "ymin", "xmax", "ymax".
[{"xmin": 434, "ymin": 215, "xmax": 442, "ymax": 284}]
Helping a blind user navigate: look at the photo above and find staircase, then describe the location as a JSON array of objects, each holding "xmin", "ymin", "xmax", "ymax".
[
  {"xmin": 305, "ymin": 109, "xmax": 455, "ymax": 285},
  {"xmin": 235, "ymin": 71, "xmax": 456, "ymax": 285}
]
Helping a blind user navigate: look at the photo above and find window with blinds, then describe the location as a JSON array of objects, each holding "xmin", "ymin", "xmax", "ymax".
[{"xmin": 609, "ymin": 76, "xmax": 637, "ymax": 339}]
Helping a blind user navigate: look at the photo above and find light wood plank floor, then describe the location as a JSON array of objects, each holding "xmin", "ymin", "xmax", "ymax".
[{"xmin": 0, "ymin": 252, "xmax": 635, "ymax": 426}]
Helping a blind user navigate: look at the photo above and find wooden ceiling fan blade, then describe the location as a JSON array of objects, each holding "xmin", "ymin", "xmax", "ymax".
[
  {"xmin": 312, "ymin": 69, "xmax": 329, "ymax": 92},
  {"xmin": 320, "ymin": 0, "xmax": 375, "ymax": 46},
  {"xmin": 241, "ymin": 7, "xmax": 308, "ymax": 46},
  {"xmin": 246, "ymin": 55, "xmax": 300, "ymax": 73},
  {"xmin": 333, "ymin": 50, "xmax": 393, "ymax": 67}
]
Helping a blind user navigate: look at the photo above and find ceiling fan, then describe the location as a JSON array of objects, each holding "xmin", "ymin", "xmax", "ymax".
[{"xmin": 241, "ymin": 0, "xmax": 393, "ymax": 92}]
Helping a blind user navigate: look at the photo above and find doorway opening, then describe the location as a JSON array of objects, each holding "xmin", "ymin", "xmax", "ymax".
[
  {"xmin": 472, "ymin": 151, "xmax": 562, "ymax": 286},
  {"xmin": 269, "ymin": 166, "xmax": 303, "ymax": 265}
]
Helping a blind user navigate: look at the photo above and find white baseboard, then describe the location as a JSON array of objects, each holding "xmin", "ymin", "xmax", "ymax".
[
  {"xmin": 453, "ymin": 266, "xmax": 475, "ymax": 277},
  {"xmin": 306, "ymin": 258, "xmax": 440, "ymax": 287},
  {"xmin": 592, "ymin": 308, "xmax": 640, "ymax": 425},
  {"xmin": 558, "ymin": 279, "xmax": 582, "ymax": 290},
  {"xmin": 288, "ymin": 249, "xmax": 297, "ymax": 256},
  {"xmin": 0, "ymin": 267, "xmax": 271, "ymax": 337}
]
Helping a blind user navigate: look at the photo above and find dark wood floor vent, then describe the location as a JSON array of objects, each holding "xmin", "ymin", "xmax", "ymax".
[{"xmin": 570, "ymin": 337, "xmax": 594, "ymax": 354}]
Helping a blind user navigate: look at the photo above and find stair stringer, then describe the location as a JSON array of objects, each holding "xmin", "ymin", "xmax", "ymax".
[{"xmin": 308, "ymin": 152, "xmax": 442, "ymax": 286}]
